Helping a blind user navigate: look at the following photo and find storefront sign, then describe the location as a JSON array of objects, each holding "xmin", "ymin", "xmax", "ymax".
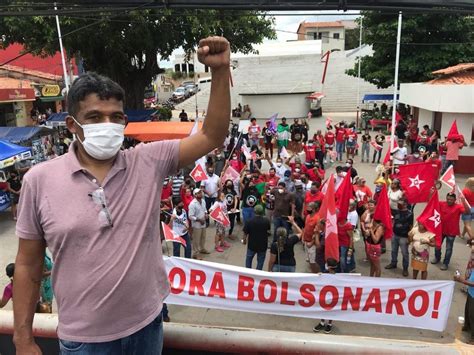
[
  {"xmin": 0, "ymin": 88, "xmax": 35, "ymax": 102},
  {"xmin": 41, "ymin": 85, "xmax": 61, "ymax": 97},
  {"xmin": 164, "ymin": 257, "xmax": 454, "ymax": 332}
]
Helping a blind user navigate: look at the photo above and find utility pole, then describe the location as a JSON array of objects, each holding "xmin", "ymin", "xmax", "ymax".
[
  {"xmin": 390, "ymin": 12, "xmax": 403, "ymax": 154},
  {"xmin": 54, "ymin": 3, "xmax": 70, "ymax": 92}
]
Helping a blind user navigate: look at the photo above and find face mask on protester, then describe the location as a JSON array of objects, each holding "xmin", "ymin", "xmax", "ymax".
[
  {"xmin": 345, "ymin": 163, "xmax": 351, "ymax": 168},
  {"xmin": 295, "ymin": 168, "xmax": 300, "ymax": 173},
  {"xmin": 375, "ymin": 186, "xmax": 382, "ymax": 193},
  {"xmin": 278, "ymin": 188, "xmax": 284, "ymax": 194},
  {"xmin": 276, "ymin": 162, "xmax": 282, "ymax": 167},
  {"xmin": 72, "ymin": 117, "xmax": 124, "ymax": 160}
]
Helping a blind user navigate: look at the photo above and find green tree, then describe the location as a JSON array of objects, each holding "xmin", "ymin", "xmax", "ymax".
[
  {"xmin": 0, "ymin": 3, "xmax": 275, "ymax": 108},
  {"xmin": 347, "ymin": 12, "xmax": 474, "ymax": 88},
  {"xmin": 344, "ymin": 27, "xmax": 360, "ymax": 50}
]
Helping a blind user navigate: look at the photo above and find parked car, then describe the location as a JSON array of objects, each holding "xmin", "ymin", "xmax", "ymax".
[
  {"xmin": 172, "ymin": 87, "xmax": 187, "ymax": 102},
  {"xmin": 185, "ymin": 83, "xmax": 199, "ymax": 95}
]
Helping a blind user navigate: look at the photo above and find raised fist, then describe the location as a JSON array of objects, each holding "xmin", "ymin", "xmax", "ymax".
[{"xmin": 197, "ymin": 36, "xmax": 230, "ymax": 70}]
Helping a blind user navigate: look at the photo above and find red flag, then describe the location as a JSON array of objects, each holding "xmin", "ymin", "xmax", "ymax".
[
  {"xmin": 383, "ymin": 139, "xmax": 398, "ymax": 164},
  {"xmin": 395, "ymin": 111, "xmax": 402, "ymax": 124},
  {"xmin": 447, "ymin": 120, "xmax": 464, "ymax": 142},
  {"xmin": 209, "ymin": 204, "xmax": 230, "ymax": 227},
  {"xmin": 440, "ymin": 165, "xmax": 455, "ymax": 190},
  {"xmin": 370, "ymin": 141, "xmax": 383, "ymax": 151},
  {"xmin": 319, "ymin": 174, "xmax": 339, "ymax": 262},
  {"xmin": 398, "ymin": 162, "xmax": 438, "ymax": 204},
  {"xmin": 417, "ymin": 190, "xmax": 442, "ymax": 248},
  {"xmin": 335, "ymin": 169, "xmax": 352, "ymax": 221},
  {"xmin": 190, "ymin": 164, "xmax": 208, "ymax": 183},
  {"xmin": 373, "ymin": 184, "xmax": 393, "ymax": 240},
  {"xmin": 161, "ymin": 222, "xmax": 187, "ymax": 247},
  {"xmin": 325, "ymin": 116, "xmax": 332, "ymax": 127},
  {"xmin": 221, "ymin": 166, "xmax": 240, "ymax": 183}
]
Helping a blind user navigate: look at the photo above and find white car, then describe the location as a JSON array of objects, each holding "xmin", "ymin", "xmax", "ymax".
[{"xmin": 172, "ymin": 87, "xmax": 186, "ymax": 101}]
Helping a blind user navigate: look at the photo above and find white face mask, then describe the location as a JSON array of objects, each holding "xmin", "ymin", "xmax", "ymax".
[
  {"xmin": 73, "ymin": 118, "xmax": 124, "ymax": 160},
  {"xmin": 276, "ymin": 162, "xmax": 282, "ymax": 167},
  {"xmin": 278, "ymin": 189, "xmax": 284, "ymax": 194}
]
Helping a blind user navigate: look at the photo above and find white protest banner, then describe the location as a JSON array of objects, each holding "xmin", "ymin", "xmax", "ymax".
[{"xmin": 164, "ymin": 257, "xmax": 454, "ymax": 332}]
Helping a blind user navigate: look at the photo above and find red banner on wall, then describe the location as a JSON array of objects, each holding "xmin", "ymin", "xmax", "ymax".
[{"xmin": 0, "ymin": 88, "xmax": 35, "ymax": 102}]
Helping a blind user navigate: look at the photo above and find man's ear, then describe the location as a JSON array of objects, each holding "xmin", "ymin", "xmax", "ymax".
[{"xmin": 65, "ymin": 116, "xmax": 77, "ymax": 134}]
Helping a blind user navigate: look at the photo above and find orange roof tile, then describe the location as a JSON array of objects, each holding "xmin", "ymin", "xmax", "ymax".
[
  {"xmin": 0, "ymin": 76, "xmax": 33, "ymax": 89},
  {"xmin": 300, "ymin": 21, "xmax": 344, "ymax": 28},
  {"xmin": 428, "ymin": 71, "xmax": 474, "ymax": 85},
  {"xmin": 0, "ymin": 64, "xmax": 62, "ymax": 81},
  {"xmin": 432, "ymin": 63, "xmax": 474, "ymax": 76}
]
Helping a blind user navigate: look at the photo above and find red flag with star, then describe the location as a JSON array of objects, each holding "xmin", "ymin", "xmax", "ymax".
[
  {"xmin": 209, "ymin": 204, "xmax": 230, "ymax": 227},
  {"xmin": 190, "ymin": 163, "xmax": 208, "ymax": 183},
  {"xmin": 397, "ymin": 162, "xmax": 438, "ymax": 204},
  {"xmin": 373, "ymin": 184, "xmax": 393, "ymax": 240},
  {"xmin": 161, "ymin": 222, "xmax": 187, "ymax": 247},
  {"xmin": 319, "ymin": 174, "xmax": 339, "ymax": 262},
  {"xmin": 417, "ymin": 190, "xmax": 442, "ymax": 248},
  {"xmin": 440, "ymin": 165, "xmax": 455, "ymax": 190}
]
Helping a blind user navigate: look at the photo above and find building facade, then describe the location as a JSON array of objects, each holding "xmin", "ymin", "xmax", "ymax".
[
  {"xmin": 399, "ymin": 63, "xmax": 474, "ymax": 174},
  {"xmin": 297, "ymin": 21, "xmax": 346, "ymax": 53}
]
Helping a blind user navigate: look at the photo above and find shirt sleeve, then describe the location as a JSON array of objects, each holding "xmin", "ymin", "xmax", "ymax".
[
  {"xmin": 140, "ymin": 139, "xmax": 180, "ymax": 178},
  {"xmin": 2, "ymin": 284, "xmax": 12, "ymax": 302},
  {"xmin": 16, "ymin": 175, "xmax": 44, "ymax": 241}
]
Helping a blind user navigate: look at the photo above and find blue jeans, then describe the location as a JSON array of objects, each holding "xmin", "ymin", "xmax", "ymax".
[
  {"xmin": 338, "ymin": 246, "xmax": 355, "ymax": 273},
  {"xmin": 336, "ymin": 141, "xmax": 344, "ymax": 161},
  {"xmin": 59, "ymin": 313, "xmax": 163, "ymax": 354},
  {"xmin": 173, "ymin": 233, "xmax": 192, "ymax": 258},
  {"xmin": 246, "ymin": 248, "xmax": 266, "ymax": 270},
  {"xmin": 242, "ymin": 207, "xmax": 255, "ymax": 225},
  {"xmin": 273, "ymin": 216, "xmax": 290, "ymax": 242},
  {"xmin": 361, "ymin": 142, "xmax": 370, "ymax": 161},
  {"xmin": 390, "ymin": 235, "xmax": 409, "ymax": 270},
  {"xmin": 435, "ymin": 235, "xmax": 456, "ymax": 266},
  {"xmin": 272, "ymin": 264, "xmax": 295, "ymax": 272}
]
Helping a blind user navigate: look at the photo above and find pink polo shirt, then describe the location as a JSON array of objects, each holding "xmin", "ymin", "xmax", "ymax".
[{"xmin": 16, "ymin": 140, "xmax": 179, "ymax": 342}]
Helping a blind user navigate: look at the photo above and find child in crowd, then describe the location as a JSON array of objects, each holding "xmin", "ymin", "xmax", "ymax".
[{"xmin": 313, "ymin": 258, "xmax": 338, "ymax": 334}]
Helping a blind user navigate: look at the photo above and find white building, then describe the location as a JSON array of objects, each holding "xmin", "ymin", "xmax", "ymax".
[
  {"xmin": 297, "ymin": 21, "xmax": 346, "ymax": 53},
  {"xmin": 399, "ymin": 63, "xmax": 474, "ymax": 174}
]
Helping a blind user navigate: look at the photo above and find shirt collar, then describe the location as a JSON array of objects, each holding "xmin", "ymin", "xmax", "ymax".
[{"xmin": 66, "ymin": 141, "xmax": 127, "ymax": 175}]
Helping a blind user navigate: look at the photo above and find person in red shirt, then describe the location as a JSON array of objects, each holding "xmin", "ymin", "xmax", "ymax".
[
  {"xmin": 353, "ymin": 178, "xmax": 373, "ymax": 216},
  {"xmin": 433, "ymin": 192, "xmax": 470, "ymax": 270},
  {"xmin": 303, "ymin": 202, "xmax": 321, "ymax": 273},
  {"xmin": 304, "ymin": 181, "xmax": 324, "ymax": 213},
  {"xmin": 306, "ymin": 165, "xmax": 324, "ymax": 185},
  {"xmin": 248, "ymin": 117, "xmax": 261, "ymax": 147},
  {"xmin": 303, "ymin": 140, "xmax": 316, "ymax": 163},
  {"xmin": 408, "ymin": 122, "xmax": 419, "ymax": 154},
  {"xmin": 324, "ymin": 129, "xmax": 336, "ymax": 163},
  {"xmin": 462, "ymin": 178, "xmax": 474, "ymax": 240},
  {"xmin": 345, "ymin": 129, "xmax": 358, "ymax": 160},
  {"xmin": 335, "ymin": 124, "xmax": 346, "ymax": 162},
  {"xmin": 229, "ymin": 152, "xmax": 245, "ymax": 172},
  {"xmin": 337, "ymin": 217, "xmax": 354, "ymax": 273},
  {"xmin": 426, "ymin": 151, "xmax": 442, "ymax": 177},
  {"xmin": 264, "ymin": 167, "xmax": 280, "ymax": 186}
]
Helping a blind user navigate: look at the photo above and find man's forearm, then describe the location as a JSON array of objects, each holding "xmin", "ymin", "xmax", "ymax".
[
  {"xmin": 13, "ymin": 262, "xmax": 43, "ymax": 343},
  {"xmin": 202, "ymin": 67, "xmax": 231, "ymax": 147}
]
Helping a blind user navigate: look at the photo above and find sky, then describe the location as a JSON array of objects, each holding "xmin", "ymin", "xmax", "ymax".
[{"xmin": 159, "ymin": 10, "xmax": 360, "ymax": 68}]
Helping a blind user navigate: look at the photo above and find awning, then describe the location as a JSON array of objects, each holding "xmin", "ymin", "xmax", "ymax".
[
  {"xmin": 306, "ymin": 92, "xmax": 325, "ymax": 100},
  {"xmin": 40, "ymin": 96, "xmax": 64, "ymax": 102},
  {"xmin": 46, "ymin": 112, "xmax": 68, "ymax": 127},
  {"xmin": 0, "ymin": 126, "xmax": 53, "ymax": 144},
  {"xmin": 0, "ymin": 139, "xmax": 31, "ymax": 169},
  {"xmin": 362, "ymin": 94, "xmax": 399, "ymax": 103},
  {"xmin": 125, "ymin": 122, "xmax": 203, "ymax": 142}
]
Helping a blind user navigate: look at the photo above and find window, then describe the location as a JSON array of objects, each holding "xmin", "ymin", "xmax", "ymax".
[
  {"xmin": 174, "ymin": 64, "xmax": 180, "ymax": 72},
  {"xmin": 333, "ymin": 33, "xmax": 340, "ymax": 39},
  {"xmin": 321, "ymin": 32, "xmax": 329, "ymax": 43},
  {"xmin": 205, "ymin": 65, "xmax": 209, "ymax": 73},
  {"xmin": 181, "ymin": 64, "xmax": 187, "ymax": 73}
]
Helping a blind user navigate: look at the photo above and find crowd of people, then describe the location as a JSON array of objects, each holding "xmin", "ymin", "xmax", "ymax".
[{"xmin": 155, "ymin": 113, "xmax": 474, "ymax": 336}]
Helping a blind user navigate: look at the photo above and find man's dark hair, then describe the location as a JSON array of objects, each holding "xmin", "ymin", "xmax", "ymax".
[
  {"xmin": 6, "ymin": 263, "xmax": 14, "ymax": 278},
  {"xmin": 278, "ymin": 182, "xmax": 286, "ymax": 188},
  {"xmin": 446, "ymin": 192, "xmax": 456, "ymax": 199},
  {"xmin": 173, "ymin": 197, "xmax": 183, "ymax": 206},
  {"xmin": 336, "ymin": 166, "xmax": 343, "ymax": 173},
  {"xmin": 327, "ymin": 258, "xmax": 338, "ymax": 269},
  {"xmin": 251, "ymin": 117, "xmax": 256, "ymax": 122},
  {"xmin": 67, "ymin": 72, "xmax": 125, "ymax": 117}
]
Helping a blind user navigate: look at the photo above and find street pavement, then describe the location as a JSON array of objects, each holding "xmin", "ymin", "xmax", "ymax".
[{"xmin": 0, "ymin": 112, "xmax": 471, "ymax": 345}]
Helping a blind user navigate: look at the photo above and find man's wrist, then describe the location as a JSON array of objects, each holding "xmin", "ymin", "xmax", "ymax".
[{"xmin": 211, "ymin": 66, "xmax": 230, "ymax": 75}]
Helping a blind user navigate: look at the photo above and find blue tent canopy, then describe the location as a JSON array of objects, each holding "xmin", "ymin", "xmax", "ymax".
[
  {"xmin": 0, "ymin": 139, "xmax": 30, "ymax": 161},
  {"xmin": 362, "ymin": 94, "xmax": 399, "ymax": 103},
  {"xmin": 124, "ymin": 109, "xmax": 157, "ymax": 122},
  {"xmin": 47, "ymin": 112, "xmax": 68, "ymax": 122},
  {"xmin": 0, "ymin": 126, "xmax": 53, "ymax": 144}
]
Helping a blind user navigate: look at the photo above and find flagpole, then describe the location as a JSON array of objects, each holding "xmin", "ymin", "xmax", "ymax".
[
  {"xmin": 390, "ymin": 12, "xmax": 403, "ymax": 154},
  {"xmin": 356, "ymin": 16, "xmax": 363, "ymax": 127},
  {"xmin": 54, "ymin": 2, "xmax": 70, "ymax": 92},
  {"xmin": 228, "ymin": 131, "xmax": 243, "ymax": 162}
]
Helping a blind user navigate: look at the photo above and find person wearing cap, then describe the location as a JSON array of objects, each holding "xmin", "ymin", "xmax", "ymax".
[
  {"xmin": 353, "ymin": 178, "xmax": 372, "ymax": 216},
  {"xmin": 243, "ymin": 205, "xmax": 271, "ymax": 270},
  {"xmin": 188, "ymin": 188, "xmax": 209, "ymax": 258}
]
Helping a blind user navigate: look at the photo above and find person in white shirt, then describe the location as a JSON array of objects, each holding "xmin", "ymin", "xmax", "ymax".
[
  {"xmin": 201, "ymin": 165, "xmax": 220, "ymax": 226},
  {"xmin": 348, "ymin": 200, "xmax": 359, "ymax": 228},
  {"xmin": 188, "ymin": 189, "xmax": 209, "ymax": 258},
  {"xmin": 392, "ymin": 139, "xmax": 407, "ymax": 165},
  {"xmin": 169, "ymin": 198, "xmax": 191, "ymax": 258}
]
